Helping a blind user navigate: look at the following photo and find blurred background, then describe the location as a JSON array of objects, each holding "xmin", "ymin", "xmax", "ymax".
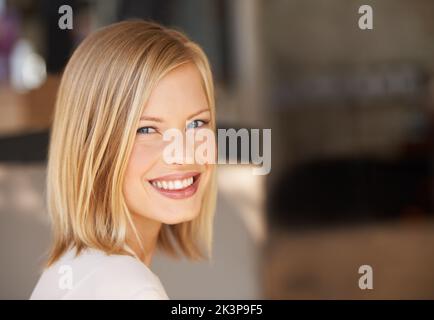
[{"xmin": 1, "ymin": 0, "xmax": 434, "ymax": 299}]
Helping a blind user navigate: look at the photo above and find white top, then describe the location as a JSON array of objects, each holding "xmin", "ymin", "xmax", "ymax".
[{"xmin": 30, "ymin": 247, "xmax": 169, "ymax": 300}]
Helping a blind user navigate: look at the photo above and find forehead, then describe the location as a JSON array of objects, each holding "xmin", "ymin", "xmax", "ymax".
[{"xmin": 142, "ymin": 62, "xmax": 209, "ymax": 119}]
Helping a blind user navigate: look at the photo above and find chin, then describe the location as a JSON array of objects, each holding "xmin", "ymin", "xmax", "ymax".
[{"xmin": 158, "ymin": 208, "xmax": 201, "ymax": 225}]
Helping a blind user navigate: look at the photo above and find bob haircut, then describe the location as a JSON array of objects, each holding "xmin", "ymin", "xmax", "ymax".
[{"xmin": 46, "ymin": 20, "xmax": 217, "ymax": 266}]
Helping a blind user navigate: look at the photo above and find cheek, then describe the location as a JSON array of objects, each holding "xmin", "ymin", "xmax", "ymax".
[
  {"xmin": 126, "ymin": 142, "xmax": 161, "ymax": 177},
  {"xmin": 201, "ymin": 164, "xmax": 213, "ymax": 192},
  {"xmin": 123, "ymin": 141, "xmax": 162, "ymax": 199}
]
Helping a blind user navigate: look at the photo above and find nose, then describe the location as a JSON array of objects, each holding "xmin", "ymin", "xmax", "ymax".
[{"xmin": 162, "ymin": 128, "xmax": 194, "ymax": 165}]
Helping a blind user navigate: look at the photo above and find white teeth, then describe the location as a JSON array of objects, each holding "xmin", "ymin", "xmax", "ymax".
[
  {"xmin": 182, "ymin": 179, "xmax": 188, "ymax": 187},
  {"xmin": 151, "ymin": 176, "xmax": 195, "ymax": 190}
]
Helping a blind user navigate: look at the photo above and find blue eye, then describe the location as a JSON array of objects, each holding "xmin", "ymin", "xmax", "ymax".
[
  {"xmin": 137, "ymin": 127, "xmax": 157, "ymax": 135},
  {"xmin": 186, "ymin": 120, "xmax": 207, "ymax": 130}
]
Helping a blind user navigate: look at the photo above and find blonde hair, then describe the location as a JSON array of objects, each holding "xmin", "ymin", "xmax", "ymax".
[{"xmin": 46, "ymin": 20, "xmax": 217, "ymax": 266}]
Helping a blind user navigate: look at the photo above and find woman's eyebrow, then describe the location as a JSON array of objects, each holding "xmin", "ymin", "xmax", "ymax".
[
  {"xmin": 139, "ymin": 116, "xmax": 164, "ymax": 122},
  {"xmin": 140, "ymin": 108, "xmax": 210, "ymax": 122},
  {"xmin": 188, "ymin": 108, "xmax": 210, "ymax": 119}
]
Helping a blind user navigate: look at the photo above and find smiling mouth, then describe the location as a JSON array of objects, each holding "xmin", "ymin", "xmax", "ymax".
[{"xmin": 148, "ymin": 173, "xmax": 201, "ymax": 199}]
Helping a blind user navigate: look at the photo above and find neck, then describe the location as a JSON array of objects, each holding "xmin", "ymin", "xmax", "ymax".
[{"xmin": 126, "ymin": 214, "xmax": 162, "ymax": 267}]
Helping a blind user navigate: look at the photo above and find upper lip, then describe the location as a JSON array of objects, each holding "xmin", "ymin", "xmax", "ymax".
[{"xmin": 149, "ymin": 172, "xmax": 200, "ymax": 182}]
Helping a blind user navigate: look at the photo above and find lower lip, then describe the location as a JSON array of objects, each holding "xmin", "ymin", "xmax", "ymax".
[{"xmin": 149, "ymin": 174, "xmax": 201, "ymax": 200}]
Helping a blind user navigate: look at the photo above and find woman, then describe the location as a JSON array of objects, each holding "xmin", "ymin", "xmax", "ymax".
[{"xmin": 30, "ymin": 20, "xmax": 217, "ymax": 299}]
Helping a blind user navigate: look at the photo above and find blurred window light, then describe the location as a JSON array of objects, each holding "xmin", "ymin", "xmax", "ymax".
[{"xmin": 9, "ymin": 39, "xmax": 46, "ymax": 92}]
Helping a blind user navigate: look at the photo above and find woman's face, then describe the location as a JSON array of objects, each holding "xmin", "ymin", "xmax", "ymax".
[{"xmin": 123, "ymin": 63, "xmax": 212, "ymax": 225}]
